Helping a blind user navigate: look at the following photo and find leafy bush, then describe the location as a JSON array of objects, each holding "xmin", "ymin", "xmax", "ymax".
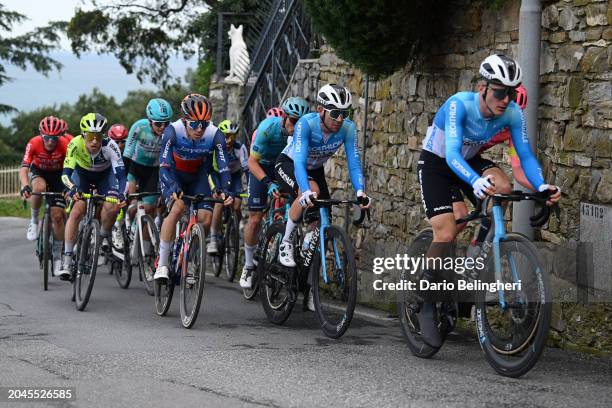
[{"xmin": 305, "ymin": 0, "xmax": 446, "ymax": 78}]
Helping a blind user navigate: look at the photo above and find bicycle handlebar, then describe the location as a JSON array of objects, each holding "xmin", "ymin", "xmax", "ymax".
[
  {"xmin": 30, "ymin": 192, "xmax": 65, "ymax": 197},
  {"xmin": 181, "ymin": 194, "xmax": 225, "ymax": 204},
  {"xmin": 312, "ymin": 198, "xmax": 371, "ymax": 226},
  {"xmin": 457, "ymin": 190, "xmax": 560, "ymax": 227},
  {"xmin": 127, "ymin": 191, "xmax": 161, "ymax": 200}
]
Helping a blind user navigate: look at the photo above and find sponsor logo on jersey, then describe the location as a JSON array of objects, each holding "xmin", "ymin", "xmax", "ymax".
[
  {"xmin": 448, "ymin": 101, "xmax": 457, "ymax": 138},
  {"xmin": 451, "ymin": 158, "xmax": 471, "ymax": 179}
]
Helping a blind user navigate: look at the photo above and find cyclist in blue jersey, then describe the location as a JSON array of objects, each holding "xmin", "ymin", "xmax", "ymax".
[
  {"xmin": 124, "ymin": 98, "xmax": 173, "ymax": 218},
  {"xmin": 416, "ymin": 54, "xmax": 561, "ymax": 347},
  {"xmin": 154, "ymin": 94, "xmax": 234, "ymax": 281},
  {"xmin": 240, "ymin": 97, "xmax": 310, "ymax": 289},
  {"xmin": 274, "ymin": 84, "xmax": 372, "ymax": 308},
  {"xmin": 209, "ymin": 119, "xmax": 248, "ymax": 253}
]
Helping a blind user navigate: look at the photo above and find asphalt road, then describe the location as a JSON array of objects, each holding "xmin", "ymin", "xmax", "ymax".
[{"xmin": 1, "ymin": 217, "xmax": 610, "ymax": 408}]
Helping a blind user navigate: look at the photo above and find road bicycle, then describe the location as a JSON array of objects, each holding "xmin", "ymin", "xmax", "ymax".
[
  {"xmin": 211, "ymin": 192, "xmax": 248, "ymax": 282},
  {"xmin": 260, "ymin": 198, "xmax": 369, "ymax": 338},
  {"xmin": 110, "ymin": 192, "xmax": 161, "ymax": 294},
  {"xmin": 154, "ymin": 194, "xmax": 224, "ymax": 329},
  {"xmin": 32, "ymin": 192, "xmax": 65, "ymax": 291},
  {"xmin": 397, "ymin": 190, "xmax": 558, "ymax": 377},
  {"xmin": 65, "ymin": 192, "xmax": 120, "ymax": 311}
]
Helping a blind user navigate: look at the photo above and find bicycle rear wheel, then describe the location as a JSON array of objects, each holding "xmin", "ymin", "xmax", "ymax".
[
  {"xmin": 311, "ymin": 225, "xmax": 357, "ymax": 339},
  {"xmin": 75, "ymin": 220, "xmax": 101, "ymax": 311},
  {"xmin": 396, "ymin": 228, "xmax": 444, "ymax": 358},
  {"xmin": 114, "ymin": 222, "xmax": 132, "ymax": 289},
  {"xmin": 224, "ymin": 211, "xmax": 239, "ymax": 282},
  {"xmin": 475, "ymin": 233, "xmax": 551, "ymax": 378},
  {"xmin": 41, "ymin": 213, "xmax": 51, "ymax": 291},
  {"xmin": 260, "ymin": 222, "xmax": 295, "ymax": 325},
  {"xmin": 138, "ymin": 215, "xmax": 159, "ymax": 296},
  {"xmin": 180, "ymin": 223, "xmax": 206, "ymax": 328}
]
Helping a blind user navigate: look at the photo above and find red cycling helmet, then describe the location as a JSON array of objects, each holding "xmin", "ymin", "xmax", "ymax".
[
  {"xmin": 39, "ymin": 116, "xmax": 63, "ymax": 136},
  {"xmin": 58, "ymin": 118, "xmax": 68, "ymax": 135},
  {"xmin": 515, "ymin": 84, "xmax": 528, "ymax": 110},
  {"xmin": 108, "ymin": 124, "xmax": 128, "ymax": 141},
  {"xmin": 266, "ymin": 107, "xmax": 286, "ymax": 119}
]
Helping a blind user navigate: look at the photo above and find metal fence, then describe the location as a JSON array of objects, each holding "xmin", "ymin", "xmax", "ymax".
[
  {"xmin": 0, "ymin": 166, "xmax": 20, "ymax": 199},
  {"xmin": 239, "ymin": 0, "xmax": 318, "ymax": 148}
]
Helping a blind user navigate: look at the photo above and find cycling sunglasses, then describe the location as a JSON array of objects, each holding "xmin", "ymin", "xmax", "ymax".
[
  {"xmin": 185, "ymin": 119, "xmax": 208, "ymax": 130},
  {"xmin": 42, "ymin": 135, "xmax": 59, "ymax": 142},
  {"xmin": 151, "ymin": 120, "xmax": 170, "ymax": 128},
  {"xmin": 488, "ymin": 86, "xmax": 517, "ymax": 101},
  {"xmin": 84, "ymin": 132, "xmax": 104, "ymax": 142},
  {"xmin": 324, "ymin": 108, "xmax": 351, "ymax": 120}
]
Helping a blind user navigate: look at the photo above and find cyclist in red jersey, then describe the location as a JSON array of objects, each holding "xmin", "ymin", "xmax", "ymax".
[
  {"xmin": 58, "ymin": 118, "xmax": 74, "ymax": 141},
  {"xmin": 19, "ymin": 116, "xmax": 70, "ymax": 276}
]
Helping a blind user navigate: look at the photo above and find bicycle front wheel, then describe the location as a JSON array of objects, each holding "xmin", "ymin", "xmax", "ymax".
[
  {"xmin": 41, "ymin": 213, "xmax": 51, "ymax": 291},
  {"xmin": 475, "ymin": 233, "xmax": 551, "ymax": 378},
  {"xmin": 75, "ymin": 219, "xmax": 101, "ymax": 311},
  {"xmin": 139, "ymin": 215, "xmax": 159, "ymax": 296},
  {"xmin": 224, "ymin": 211, "xmax": 239, "ymax": 282},
  {"xmin": 311, "ymin": 225, "xmax": 358, "ymax": 339},
  {"xmin": 114, "ymin": 222, "xmax": 132, "ymax": 289},
  {"xmin": 180, "ymin": 223, "xmax": 206, "ymax": 328}
]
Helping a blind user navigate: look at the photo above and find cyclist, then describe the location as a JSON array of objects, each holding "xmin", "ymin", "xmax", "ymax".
[
  {"xmin": 273, "ymin": 85, "xmax": 372, "ymax": 309},
  {"xmin": 58, "ymin": 113, "xmax": 127, "ymax": 278},
  {"xmin": 239, "ymin": 97, "xmax": 310, "ymax": 290},
  {"xmin": 108, "ymin": 124, "xmax": 128, "ymax": 154},
  {"xmin": 154, "ymin": 94, "xmax": 233, "ymax": 281},
  {"xmin": 417, "ymin": 54, "xmax": 561, "ymax": 347},
  {"xmin": 209, "ymin": 119, "xmax": 248, "ymax": 253},
  {"xmin": 250, "ymin": 107, "xmax": 286, "ymax": 146},
  {"xmin": 19, "ymin": 116, "xmax": 70, "ymax": 276},
  {"xmin": 452, "ymin": 84, "xmax": 533, "ymax": 227}
]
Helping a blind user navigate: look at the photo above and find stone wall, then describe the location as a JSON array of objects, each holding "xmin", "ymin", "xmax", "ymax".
[{"xmin": 283, "ymin": 0, "xmax": 611, "ymax": 352}]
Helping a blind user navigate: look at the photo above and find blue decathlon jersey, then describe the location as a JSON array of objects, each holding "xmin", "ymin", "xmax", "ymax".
[
  {"xmin": 422, "ymin": 91, "xmax": 545, "ymax": 189},
  {"xmin": 282, "ymin": 112, "xmax": 364, "ymax": 194},
  {"xmin": 159, "ymin": 119, "xmax": 231, "ymax": 194},
  {"xmin": 124, "ymin": 118, "xmax": 162, "ymax": 167},
  {"xmin": 250, "ymin": 117, "xmax": 288, "ymax": 166}
]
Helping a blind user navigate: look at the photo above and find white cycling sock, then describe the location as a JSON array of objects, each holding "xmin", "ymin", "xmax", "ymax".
[
  {"xmin": 159, "ymin": 240, "xmax": 172, "ymax": 267},
  {"xmin": 64, "ymin": 240, "xmax": 75, "ymax": 254},
  {"xmin": 282, "ymin": 218, "xmax": 297, "ymax": 243},
  {"xmin": 31, "ymin": 208, "xmax": 39, "ymax": 222},
  {"xmin": 244, "ymin": 244, "xmax": 256, "ymax": 267},
  {"xmin": 53, "ymin": 240, "xmax": 63, "ymax": 258}
]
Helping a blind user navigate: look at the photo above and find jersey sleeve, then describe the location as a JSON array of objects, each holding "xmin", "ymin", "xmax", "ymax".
[
  {"xmin": 343, "ymin": 122, "xmax": 365, "ymax": 193},
  {"xmin": 123, "ymin": 121, "xmax": 139, "ymax": 161},
  {"xmin": 61, "ymin": 138, "xmax": 78, "ymax": 188},
  {"xmin": 159, "ymin": 126, "xmax": 179, "ymax": 194},
  {"xmin": 212, "ymin": 129, "xmax": 232, "ymax": 193},
  {"xmin": 444, "ymin": 98, "xmax": 480, "ymax": 185},
  {"xmin": 108, "ymin": 140, "xmax": 127, "ymax": 193},
  {"xmin": 292, "ymin": 117, "xmax": 311, "ymax": 193},
  {"xmin": 239, "ymin": 143, "xmax": 249, "ymax": 171},
  {"xmin": 21, "ymin": 139, "xmax": 35, "ymax": 167},
  {"xmin": 508, "ymin": 108, "xmax": 545, "ymax": 190},
  {"xmin": 251, "ymin": 121, "xmax": 271, "ymax": 161}
]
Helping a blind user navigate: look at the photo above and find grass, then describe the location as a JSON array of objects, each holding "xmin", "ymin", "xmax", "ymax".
[{"xmin": 0, "ymin": 198, "xmax": 30, "ymax": 218}]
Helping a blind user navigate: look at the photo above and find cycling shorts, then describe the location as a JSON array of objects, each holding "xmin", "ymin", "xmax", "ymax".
[
  {"xmin": 274, "ymin": 154, "xmax": 330, "ymax": 200},
  {"xmin": 29, "ymin": 166, "xmax": 66, "ymax": 208},
  {"xmin": 160, "ymin": 169, "xmax": 213, "ymax": 212},
  {"xmin": 70, "ymin": 166, "xmax": 120, "ymax": 198},
  {"xmin": 247, "ymin": 163, "xmax": 276, "ymax": 211},
  {"xmin": 418, "ymin": 150, "xmax": 497, "ymax": 219},
  {"xmin": 127, "ymin": 161, "xmax": 159, "ymax": 205}
]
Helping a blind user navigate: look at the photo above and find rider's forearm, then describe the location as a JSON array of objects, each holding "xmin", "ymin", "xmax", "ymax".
[
  {"xmin": 512, "ymin": 164, "xmax": 534, "ymax": 191},
  {"xmin": 18, "ymin": 167, "xmax": 30, "ymax": 188}
]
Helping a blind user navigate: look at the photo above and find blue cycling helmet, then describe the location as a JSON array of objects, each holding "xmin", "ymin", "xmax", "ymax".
[
  {"xmin": 146, "ymin": 98, "xmax": 173, "ymax": 121},
  {"xmin": 281, "ymin": 97, "xmax": 310, "ymax": 118}
]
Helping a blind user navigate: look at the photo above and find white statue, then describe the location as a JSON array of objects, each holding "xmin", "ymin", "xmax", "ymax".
[{"xmin": 225, "ymin": 24, "xmax": 250, "ymax": 84}]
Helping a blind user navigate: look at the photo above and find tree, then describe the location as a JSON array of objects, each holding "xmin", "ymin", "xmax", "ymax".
[
  {"xmin": 304, "ymin": 0, "xmax": 446, "ymax": 78},
  {"xmin": 66, "ymin": 0, "xmax": 262, "ymax": 89},
  {"xmin": 0, "ymin": 3, "xmax": 65, "ymax": 113}
]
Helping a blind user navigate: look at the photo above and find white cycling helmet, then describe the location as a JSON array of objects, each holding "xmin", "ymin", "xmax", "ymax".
[
  {"xmin": 317, "ymin": 84, "xmax": 352, "ymax": 109},
  {"xmin": 479, "ymin": 54, "xmax": 522, "ymax": 87}
]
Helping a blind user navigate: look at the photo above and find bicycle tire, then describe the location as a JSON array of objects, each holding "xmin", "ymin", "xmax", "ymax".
[
  {"xmin": 224, "ymin": 211, "xmax": 239, "ymax": 282},
  {"xmin": 260, "ymin": 221, "xmax": 295, "ymax": 325},
  {"xmin": 114, "ymin": 222, "xmax": 132, "ymax": 289},
  {"xmin": 211, "ymin": 226, "xmax": 223, "ymax": 278},
  {"xmin": 243, "ymin": 221, "xmax": 269, "ymax": 300},
  {"xmin": 138, "ymin": 215, "xmax": 158, "ymax": 296},
  {"xmin": 180, "ymin": 223, "xmax": 206, "ymax": 328},
  {"xmin": 396, "ymin": 228, "xmax": 443, "ymax": 358},
  {"xmin": 42, "ymin": 212, "xmax": 51, "ymax": 291},
  {"xmin": 475, "ymin": 233, "xmax": 551, "ymax": 378},
  {"xmin": 310, "ymin": 225, "xmax": 358, "ymax": 339},
  {"xmin": 75, "ymin": 219, "xmax": 100, "ymax": 311}
]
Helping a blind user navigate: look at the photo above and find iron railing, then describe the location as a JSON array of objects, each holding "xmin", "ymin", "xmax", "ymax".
[{"xmin": 239, "ymin": 0, "xmax": 318, "ymax": 148}]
